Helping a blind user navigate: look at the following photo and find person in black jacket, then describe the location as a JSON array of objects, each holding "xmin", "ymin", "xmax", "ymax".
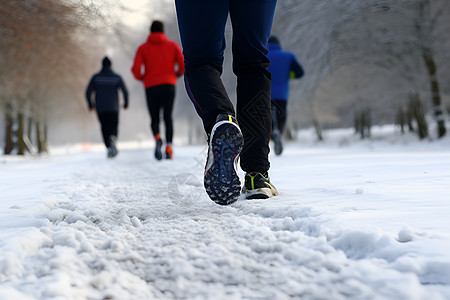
[{"xmin": 86, "ymin": 57, "xmax": 129, "ymax": 158}]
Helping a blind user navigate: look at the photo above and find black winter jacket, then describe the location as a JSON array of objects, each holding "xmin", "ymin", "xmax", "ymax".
[{"xmin": 85, "ymin": 67, "xmax": 129, "ymax": 113}]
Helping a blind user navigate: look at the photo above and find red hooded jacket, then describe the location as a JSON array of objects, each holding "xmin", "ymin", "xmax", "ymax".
[{"xmin": 131, "ymin": 32, "xmax": 184, "ymax": 88}]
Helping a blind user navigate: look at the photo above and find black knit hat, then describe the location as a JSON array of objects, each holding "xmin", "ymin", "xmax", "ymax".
[
  {"xmin": 102, "ymin": 56, "xmax": 111, "ymax": 67},
  {"xmin": 269, "ymin": 35, "xmax": 280, "ymax": 45},
  {"xmin": 150, "ymin": 20, "xmax": 164, "ymax": 33}
]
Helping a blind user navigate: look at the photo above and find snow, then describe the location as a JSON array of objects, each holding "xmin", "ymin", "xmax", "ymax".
[{"xmin": 1, "ymin": 126, "xmax": 450, "ymax": 300}]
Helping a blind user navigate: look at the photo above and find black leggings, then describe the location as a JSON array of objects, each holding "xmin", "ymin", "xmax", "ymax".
[
  {"xmin": 145, "ymin": 84, "xmax": 175, "ymax": 143},
  {"xmin": 175, "ymin": 0, "xmax": 276, "ymax": 173},
  {"xmin": 97, "ymin": 112, "xmax": 118, "ymax": 148}
]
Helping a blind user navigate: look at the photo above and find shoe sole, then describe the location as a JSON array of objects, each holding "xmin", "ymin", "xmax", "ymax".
[
  {"xmin": 244, "ymin": 187, "xmax": 276, "ymax": 199},
  {"xmin": 155, "ymin": 139, "xmax": 163, "ymax": 160},
  {"xmin": 204, "ymin": 121, "xmax": 243, "ymax": 205}
]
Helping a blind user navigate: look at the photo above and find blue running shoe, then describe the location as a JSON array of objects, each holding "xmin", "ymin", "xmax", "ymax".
[{"xmin": 204, "ymin": 114, "xmax": 243, "ymax": 205}]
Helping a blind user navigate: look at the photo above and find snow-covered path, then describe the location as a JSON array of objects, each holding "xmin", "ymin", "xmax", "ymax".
[{"xmin": 1, "ymin": 132, "xmax": 450, "ymax": 299}]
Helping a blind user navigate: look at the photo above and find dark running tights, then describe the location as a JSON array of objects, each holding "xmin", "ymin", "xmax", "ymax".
[
  {"xmin": 97, "ymin": 112, "xmax": 118, "ymax": 148},
  {"xmin": 145, "ymin": 84, "xmax": 175, "ymax": 144},
  {"xmin": 175, "ymin": 0, "xmax": 277, "ymax": 173}
]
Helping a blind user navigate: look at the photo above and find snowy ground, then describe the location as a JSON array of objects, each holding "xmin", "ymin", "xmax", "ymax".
[{"xmin": 1, "ymin": 126, "xmax": 450, "ymax": 300}]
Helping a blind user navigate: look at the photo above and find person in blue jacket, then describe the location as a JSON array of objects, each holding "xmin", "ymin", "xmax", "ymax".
[
  {"xmin": 86, "ymin": 57, "xmax": 129, "ymax": 158},
  {"xmin": 267, "ymin": 36, "xmax": 304, "ymax": 155}
]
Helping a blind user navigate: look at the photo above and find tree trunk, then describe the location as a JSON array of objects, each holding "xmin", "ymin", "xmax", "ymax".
[
  {"xmin": 313, "ymin": 119, "xmax": 323, "ymax": 141},
  {"xmin": 17, "ymin": 112, "xmax": 26, "ymax": 155},
  {"xmin": 354, "ymin": 113, "xmax": 360, "ymax": 135},
  {"xmin": 4, "ymin": 104, "xmax": 15, "ymax": 154},
  {"xmin": 36, "ymin": 121, "xmax": 43, "ymax": 153},
  {"xmin": 356, "ymin": 109, "xmax": 371, "ymax": 139},
  {"xmin": 409, "ymin": 94, "xmax": 428, "ymax": 139},
  {"xmin": 36, "ymin": 121, "xmax": 48, "ymax": 154},
  {"xmin": 364, "ymin": 109, "xmax": 371, "ymax": 138},
  {"xmin": 43, "ymin": 122, "xmax": 49, "ymax": 153},
  {"xmin": 396, "ymin": 107, "xmax": 405, "ymax": 134},
  {"xmin": 360, "ymin": 111, "xmax": 366, "ymax": 139},
  {"xmin": 407, "ymin": 110, "xmax": 414, "ymax": 132},
  {"xmin": 27, "ymin": 116, "xmax": 33, "ymax": 143},
  {"xmin": 422, "ymin": 47, "xmax": 446, "ymax": 138}
]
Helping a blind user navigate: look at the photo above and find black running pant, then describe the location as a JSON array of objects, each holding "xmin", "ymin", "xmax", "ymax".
[
  {"xmin": 97, "ymin": 111, "xmax": 118, "ymax": 148},
  {"xmin": 175, "ymin": 0, "xmax": 277, "ymax": 173},
  {"xmin": 145, "ymin": 84, "xmax": 175, "ymax": 144}
]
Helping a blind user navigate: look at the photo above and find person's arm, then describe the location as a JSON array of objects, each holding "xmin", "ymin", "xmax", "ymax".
[
  {"xmin": 131, "ymin": 47, "xmax": 144, "ymax": 81},
  {"xmin": 118, "ymin": 76, "xmax": 129, "ymax": 109},
  {"xmin": 290, "ymin": 55, "xmax": 304, "ymax": 79},
  {"xmin": 85, "ymin": 76, "xmax": 95, "ymax": 110},
  {"xmin": 174, "ymin": 43, "xmax": 185, "ymax": 77}
]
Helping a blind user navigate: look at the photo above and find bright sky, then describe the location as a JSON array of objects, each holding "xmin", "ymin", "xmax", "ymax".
[
  {"xmin": 118, "ymin": 0, "xmax": 151, "ymax": 28},
  {"xmin": 117, "ymin": 0, "xmax": 175, "ymax": 28}
]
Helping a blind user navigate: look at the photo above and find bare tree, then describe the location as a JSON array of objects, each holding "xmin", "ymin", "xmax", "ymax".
[
  {"xmin": 271, "ymin": 0, "xmax": 450, "ymax": 137},
  {"xmin": 0, "ymin": 0, "xmax": 109, "ymax": 154},
  {"xmin": 331, "ymin": 0, "xmax": 448, "ymax": 137}
]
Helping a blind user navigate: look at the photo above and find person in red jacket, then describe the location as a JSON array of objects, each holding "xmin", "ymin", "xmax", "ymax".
[{"xmin": 131, "ymin": 20, "xmax": 185, "ymax": 160}]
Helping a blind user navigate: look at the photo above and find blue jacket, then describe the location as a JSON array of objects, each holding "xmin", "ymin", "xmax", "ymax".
[
  {"xmin": 268, "ymin": 42, "xmax": 304, "ymax": 101},
  {"xmin": 86, "ymin": 67, "xmax": 129, "ymax": 113}
]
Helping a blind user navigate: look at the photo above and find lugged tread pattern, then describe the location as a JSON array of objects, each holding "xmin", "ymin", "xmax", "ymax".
[{"xmin": 204, "ymin": 122, "xmax": 243, "ymax": 205}]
